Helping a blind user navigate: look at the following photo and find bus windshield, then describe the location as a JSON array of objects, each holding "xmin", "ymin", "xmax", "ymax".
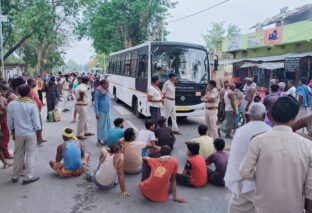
[{"xmin": 151, "ymin": 45, "xmax": 208, "ymax": 84}]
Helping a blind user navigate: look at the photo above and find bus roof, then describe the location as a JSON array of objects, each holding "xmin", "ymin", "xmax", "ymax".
[{"xmin": 110, "ymin": 41, "xmax": 208, "ymax": 56}]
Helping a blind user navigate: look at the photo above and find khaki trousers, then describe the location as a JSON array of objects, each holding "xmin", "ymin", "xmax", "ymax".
[
  {"xmin": 205, "ymin": 109, "xmax": 218, "ymax": 139},
  {"xmin": 228, "ymin": 191, "xmax": 255, "ymax": 213},
  {"xmin": 62, "ymin": 90, "xmax": 69, "ymax": 109},
  {"xmin": 163, "ymin": 99, "xmax": 179, "ymax": 132},
  {"xmin": 13, "ymin": 134, "xmax": 37, "ymax": 180},
  {"xmin": 76, "ymin": 105, "xmax": 91, "ymax": 137}
]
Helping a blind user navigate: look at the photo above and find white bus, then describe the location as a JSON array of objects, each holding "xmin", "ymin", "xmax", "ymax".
[{"xmin": 107, "ymin": 41, "xmax": 210, "ymax": 118}]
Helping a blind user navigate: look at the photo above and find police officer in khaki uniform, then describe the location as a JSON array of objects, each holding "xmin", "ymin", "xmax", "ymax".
[
  {"xmin": 162, "ymin": 72, "xmax": 181, "ymax": 135},
  {"xmin": 204, "ymin": 80, "xmax": 220, "ymax": 139}
]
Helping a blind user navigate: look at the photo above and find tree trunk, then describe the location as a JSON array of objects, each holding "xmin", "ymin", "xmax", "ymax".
[{"xmin": 36, "ymin": 42, "xmax": 46, "ymax": 75}]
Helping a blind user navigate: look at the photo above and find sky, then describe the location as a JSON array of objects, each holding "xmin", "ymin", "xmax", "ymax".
[{"xmin": 64, "ymin": 0, "xmax": 312, "ymax": 65}]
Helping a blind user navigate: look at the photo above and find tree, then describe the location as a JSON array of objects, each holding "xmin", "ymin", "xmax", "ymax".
[
  {"xmin": 203, "ymin": 22, "xmax": 241, "ymax": 53},
  {"xmin": 78, "ymin": 0, "xmax": 176, "ymax": 53}
]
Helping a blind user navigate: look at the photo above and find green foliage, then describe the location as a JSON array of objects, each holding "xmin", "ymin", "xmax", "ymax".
[
  {"xmin": 203, "ymin": 22, "xmax": 241, "ymax": 53},
  {"xmin": 78, "ymin": 0, "xmax": 176, "ymax": 53}
]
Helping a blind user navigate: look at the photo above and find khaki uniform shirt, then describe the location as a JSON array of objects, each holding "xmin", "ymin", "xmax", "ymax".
[
  {"xmin": 162, "ymin": 80, "xmax": 175, "ymax": 99},
  {"xmin": 75, "ymin": 83, "xmax": 89, "ymax": 105},
  {"xmin": 240, "ymin": 125, "xmax": 312, "ymax": 213},
  {"xmin": 204, "ymin": 88, "xmax": 219, "ymax": 108}
]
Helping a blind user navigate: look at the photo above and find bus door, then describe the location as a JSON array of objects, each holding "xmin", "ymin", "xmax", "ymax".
[{"xmin": 135, "ymin": 46, "xmax": 149, "ymax": 93}]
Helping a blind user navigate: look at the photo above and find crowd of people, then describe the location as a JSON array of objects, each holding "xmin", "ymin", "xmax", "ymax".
[{"xmin": 2, "ymin": 70, "xmax": 312, "ymax": 212}]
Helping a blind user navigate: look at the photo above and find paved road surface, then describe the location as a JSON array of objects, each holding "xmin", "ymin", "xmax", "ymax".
[{"xmin": 0, "ymin": 99, "xmax": 231, "ymax": 213}]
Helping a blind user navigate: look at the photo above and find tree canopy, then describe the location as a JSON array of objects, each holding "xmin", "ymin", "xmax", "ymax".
[
  {"xmin": 78, "ymin": 0, "xmax": 176, "ymax": 53},
  {"xmin": 203, "ymin": 22, "xmax": 241, "ymax": 53}
]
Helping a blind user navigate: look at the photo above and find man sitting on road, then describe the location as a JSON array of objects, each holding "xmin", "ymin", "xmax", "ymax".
[
  {"xmin": 176, "ymin": 143, "xmax": 207, "ymax": 188},
  {"xmin": 106, "ymin": 118, "xmax": 125, "ymax": 148},
  {"xmin": 155, "ymin": 117, "xmax": 176, "ymax": 150},
  {"xmin": 206, "ymin": 138, "xmax": 228, "ymax": 187},
  {"xmin": 49, "ymin": 128, "xmax": 89, "ymax": 177},
  {"xmin": 190, "ymin": 124, "xmax": 214, "ymax": 159},
  {"xmin": 140, "ymin": 145, "xmax": 186, "ymax": 203},
  {"xmin": 137, "ymin": 120, "xmax": 160, "ymax": 157},
  {"xmin": 123, "ymin": 128, "xmax": 147, "ymax": 174}
]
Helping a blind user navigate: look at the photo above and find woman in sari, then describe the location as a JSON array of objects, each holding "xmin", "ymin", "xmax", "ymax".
[{"xmin": 94, "ymin": 79, "xmax": 111, "ymax": 146}]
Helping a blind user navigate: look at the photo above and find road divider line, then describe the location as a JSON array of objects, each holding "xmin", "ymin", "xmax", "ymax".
[{"xmin": 126, "ymin": 120, "xmax": 139, "ymax": 133}]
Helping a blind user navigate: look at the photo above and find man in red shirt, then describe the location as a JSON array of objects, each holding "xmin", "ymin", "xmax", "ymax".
[
  {"xmin": 140, "ymin": 145, "xmax": 185, "ymax": 203},
  {"xmin": 176, "ymin": 143, "xmax": 207, "ymax": 187}
]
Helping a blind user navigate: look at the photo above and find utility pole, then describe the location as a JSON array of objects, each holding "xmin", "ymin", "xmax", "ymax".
[{"xmin": 0, "ymin": 1, "xmax": 7, "ymax": 80}]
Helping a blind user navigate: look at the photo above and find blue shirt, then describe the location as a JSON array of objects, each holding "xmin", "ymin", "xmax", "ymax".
[
  {"xmin": 63, "ymin": 141, "xmax": 82, "ymax": 171},
  {"xmin": 106, "ymin": 127, "xmax": 124, "ymax": 148},
  {"xmin": 7, "ymin": 99, "xmax": 41, "ymax": 136},
  {"xmin": 94, "ymin": 89, "xmax": 110, "ymax": 114}
]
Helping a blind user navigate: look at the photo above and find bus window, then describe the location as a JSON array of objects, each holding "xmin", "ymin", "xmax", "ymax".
[
  {"xmin": 130, "ymin": 51, "xmax": 138, "ymax": 77},
  {"xmin": 125, "ymin": 52, "xmax": 131, "ymax": 76},
  {"xmin": 120, "ymin": 54, "xmax": 125, "ymax": 75},
  {"xmin": 138, "ymin": 54, "xmax": 148, "ymax": 78},
  {"xmin": 116, "ymin": 56, "xmax": 121, "ymax": 75}
]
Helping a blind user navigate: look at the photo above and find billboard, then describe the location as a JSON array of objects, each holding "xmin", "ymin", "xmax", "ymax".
[
  {"xmin": 247, "ymin": 32, "xmax": 263, "ymax": 48},
  {"xmin": 264, "ymin": 26, "xmax": 283, "ymax": 46}
]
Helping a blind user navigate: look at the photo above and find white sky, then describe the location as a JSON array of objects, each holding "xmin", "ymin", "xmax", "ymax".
[{"xmin": 64, "ymin": 0, "xmax": 312, "ymax": 64}]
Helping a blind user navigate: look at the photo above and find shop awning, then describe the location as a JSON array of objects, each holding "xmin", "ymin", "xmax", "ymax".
[
  {"xmin": 221, "ymin": 51, "xmax": 312, "ymax": 64},
  {"xmin": 240, "ymin": 62, "xmax": 257, "ymax": 68},
  {"xmin": 256, "ymin": 62, "xmax": 284, "ymax": 70}
]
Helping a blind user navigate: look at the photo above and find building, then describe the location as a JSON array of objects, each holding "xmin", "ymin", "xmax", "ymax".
[
  {"xmin": 4, "ymin": 63, "xmax": 26, "ymax": 80},
  {"xmin": 222, "ymin": 4, "xmax": 312, "ymax": 91}
]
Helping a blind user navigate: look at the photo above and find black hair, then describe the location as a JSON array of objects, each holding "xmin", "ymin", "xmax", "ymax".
[
  {"xmin": 110, "ymin": 141, "xmax": 121, "ymax": 154},
  {"xmin": 151, "ymin": 76, "xmax": 159, "ymax": 83},
  {"xmin": 156, "ymin": 67, "xmax": 163, "ymax": 71},
  {"xmin": 27, "ymin": 78, "xmax": 35, "ymax": 85},
  {"xmin": 63, "ymin": 128, "xmax": 74, "ymax": 141},
  {"xmin": 0, "ymin": 84, "xmax": 8, "ymax": 91},
  {"xmin": 198, "ymin": 124, "xmax": 208, "ymax": 136},
  {"xmin": 18, "ymin": 84, "xmax": 31, "ymax": 97},
  {"xmin": 214, "ymin": 138, "xmax": 225, "ymax": 151},
  {"xmin": 186, "ymin": 143, "xmax": 200, "ymax": 155},
  {"xmin": 145, "ymin": 120, "xmax": 155, "ymax": 129},
  {"xmin": 160, "ymin": 145, "xmax": 172, "ymax": 156},
  {"xmin": 50, "ymin": 76, "xmax": 56, "ymax": 82},
  {"xmin": 157, "ymin": 116, "xmax": 166, "ymax": 127},
  {"xmin": 11, "ymin": 77, "xmax": 26, "ymax": 90},
  {"xmin": 208, "ymin": 80, "xmax": 217, "ymax": 88},
  {"xmin": 114, "ymin": 118, "xmax": 124, "ymax": 127},
  {"xmin": 301, "ymin": 77, "xmax": 308, "ymax": 85},
  {"xmin": 124, "ymin": 128, "xmax": 135, "ymax": 142},
  {"xmin": 270, "ymin": 84, "xmax": 279, "ymax": 92},
  {"xmin": 82, "ymin": 77, "xmax": 89, "ymax": 84},
  {"xmin": 271, "ymin": 95, "xmax": 299, "ymax": 123},
  {"xmin": 288, "ymin": 80, "xmax": 295, "ymax": 85}
]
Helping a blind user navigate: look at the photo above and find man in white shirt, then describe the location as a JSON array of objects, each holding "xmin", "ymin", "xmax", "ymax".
[
  {"xmin": 240, "ymin": 96, "xmax": 312, "ymax": 213},
  {"xmin": 286, "ymin": 80, "xmax": 296, "ymax": 97},
  {"xmin": 162, "ymin": 72, "xmax": 180, "ymax": 135},
  {"xmin": 148, "ymin": 76, "xmax": 163, "ymax": 123},
  {"xmin": 225, "ymin": 103, "xmax": 271, "ymax": 213},
  {"xmin": 60, "ymin": 75, "xmax": 70, "ymax": 112}
]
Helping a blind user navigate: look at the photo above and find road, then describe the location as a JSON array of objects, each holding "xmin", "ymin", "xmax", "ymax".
[{"xmin": 0, "ymin": 99, "xmax": 231, "ymax": 213}]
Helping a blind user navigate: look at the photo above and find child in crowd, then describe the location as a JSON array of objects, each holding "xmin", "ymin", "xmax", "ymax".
[
  {"xmin": 137, "ymin": 120, "xmax": 160, "ymax": 157},
  {"xmin": 176, "ymin": 143, "xmax": 207, "ymax": 187},
  {"xmin": 155, "ymin": 117, "xmax": 175, "ymax": 150},
  {"xmin": 191, "ymin": 124, "xmax": 214, "ymax": 159},
  {"xmin": 106, "ymin": 118, "xmax": 125, "ymax": 148},
  {"xmin": 206, "ymin": 138, "xmax": 229, "ymax": 187}
]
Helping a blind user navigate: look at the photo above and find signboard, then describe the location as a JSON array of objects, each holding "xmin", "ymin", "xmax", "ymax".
[
  {"xmin": 247, "ymin": 32, "xmax": 263, "ymax": 48},
  {"xmin": 264, "ymin": 26, "xmax": 283, "ymax": 46},
  {"xmin": 228, "ymin": 36, "xmax": 243, "ymax": 51},
  {"xmin": 285, "ymin": 57, "xmax": 300, "ymax": 72}
]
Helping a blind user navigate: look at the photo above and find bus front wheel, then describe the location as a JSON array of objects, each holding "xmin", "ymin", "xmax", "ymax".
[
  {"xmin": 113, "ymin": 89, "xmax": 120, "ymax": 103},
  {"xmin": 133, "ymin": 98, "xmax": 142, "ymax": 118}
]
